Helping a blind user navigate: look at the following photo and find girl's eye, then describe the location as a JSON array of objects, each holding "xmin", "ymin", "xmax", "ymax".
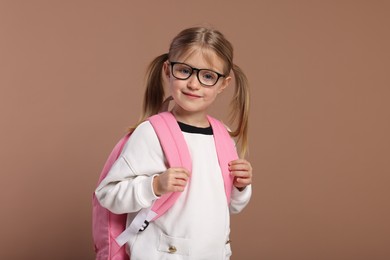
[
  {"xmin": 180, "ymin": 68, "xmax": 191, "ymax": 75},
  {"xmin": 175, "ymin": 65, "xmax": 191, "ymax": 75},
  {"xmin": 202, "ymin": 71, "xmax": 217, "ymax": 81}
]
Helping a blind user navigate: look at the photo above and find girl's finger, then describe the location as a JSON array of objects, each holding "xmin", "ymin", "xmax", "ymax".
[{"xmin": 230, "ymin": 170, "xmax": 250, "ymax": 178}]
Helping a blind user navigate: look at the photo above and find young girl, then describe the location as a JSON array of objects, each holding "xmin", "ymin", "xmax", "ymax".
[{"xmin": 95, "ymin": 27, "xmax": 253, "ymax": 260}]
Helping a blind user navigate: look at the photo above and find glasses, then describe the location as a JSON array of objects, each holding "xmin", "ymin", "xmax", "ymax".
[{"xmin": 169, "ymin": 61, "xmax": 226, "ymax": 86}]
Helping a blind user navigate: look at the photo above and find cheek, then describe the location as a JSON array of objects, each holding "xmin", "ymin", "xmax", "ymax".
[
  {"xmin": 204, "ymin": 89, "xmax": 219, "ymax": 101},
  {"xmin": 169, "ymin": 80, "xmax": 179, "ymax": 90},
  {"xmin": 169, "ymin": 80, "xmax": 184, "ymax": 95}
]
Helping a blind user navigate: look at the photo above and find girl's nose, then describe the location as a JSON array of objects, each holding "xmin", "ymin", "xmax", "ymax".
[{"xmin": 187, "ymin": 73, "xmax": 201, "ymax": 89}]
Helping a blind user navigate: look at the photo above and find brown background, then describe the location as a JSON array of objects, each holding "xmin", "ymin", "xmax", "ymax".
[{"xmin": 1, "ymin": 1, "xmax": 389, "ymax": 259}]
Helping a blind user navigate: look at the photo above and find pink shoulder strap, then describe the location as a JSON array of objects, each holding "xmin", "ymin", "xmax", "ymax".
[
  {"xmin": 207, "ymin": 115, "xmax": 238, "ymax": 203},
  {"xmin": 148, "ymin": 112, "xmax": 192, "ymax": 219}
]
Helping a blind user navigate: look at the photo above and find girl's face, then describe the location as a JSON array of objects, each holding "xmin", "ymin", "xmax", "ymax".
[{"xmin": 163, "ymin": 48, "xmax": 231, "ymax": 123}]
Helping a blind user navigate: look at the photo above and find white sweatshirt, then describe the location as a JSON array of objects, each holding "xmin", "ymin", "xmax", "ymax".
[{"xmin": 95, "ymin": 120, "xmax": 251, "ymax": 260}]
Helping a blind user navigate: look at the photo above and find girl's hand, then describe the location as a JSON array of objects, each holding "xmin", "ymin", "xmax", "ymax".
[
  {"xmin": 229, "ymin": 159, "xmax": 253, "ymax": 191},
  {"xmin": 153, "ymin": 167, "xmax": 191, "ymax": 196}
]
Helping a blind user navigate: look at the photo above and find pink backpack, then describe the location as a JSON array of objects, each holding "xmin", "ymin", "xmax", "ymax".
[{"xmin": 92, "ymin": 112, "xmax": 238, "ymax": 260}]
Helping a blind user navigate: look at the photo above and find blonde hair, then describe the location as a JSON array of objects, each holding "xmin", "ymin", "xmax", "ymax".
[{"xmin": 132, "ymin": 27, "xmax": 250, "ymax": 157}]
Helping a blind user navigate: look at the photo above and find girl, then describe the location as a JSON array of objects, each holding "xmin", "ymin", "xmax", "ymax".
[{"xmin": 95, "ymin": 27, "xmax": 252, "ymax": 260}]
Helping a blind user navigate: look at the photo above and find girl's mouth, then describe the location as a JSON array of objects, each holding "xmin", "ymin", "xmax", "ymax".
[{"xmin": 182, "ymin": 91, "xmax": 201, "ymax": 98}]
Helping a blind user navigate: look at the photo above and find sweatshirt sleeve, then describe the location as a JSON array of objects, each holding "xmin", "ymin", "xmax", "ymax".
[
  {"xmin": 223, "ymin": 127, "xmax": 252, "ymax": 214},
  {"xmin": 95, "ymin": 121, "xmax": 167, "ymax": 214},
  {"xmin": 229, "ymin": 184, "xmax": 252, "ymax": 214}
]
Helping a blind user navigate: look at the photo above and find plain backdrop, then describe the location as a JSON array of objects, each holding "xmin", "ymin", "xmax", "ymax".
[{"xmin": 1, "ymin": 1, "xmax": 389, "ymax": 259}]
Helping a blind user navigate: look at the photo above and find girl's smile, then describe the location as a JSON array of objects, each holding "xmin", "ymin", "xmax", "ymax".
[{"xmin": 182, "ymin": 90, "xmax": 202, "ymax": 99}]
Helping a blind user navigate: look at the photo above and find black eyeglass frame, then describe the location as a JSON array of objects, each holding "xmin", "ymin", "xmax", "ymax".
[{"xmin": 169, "ymin": 61, "xmax": 226, "ymax": 87}]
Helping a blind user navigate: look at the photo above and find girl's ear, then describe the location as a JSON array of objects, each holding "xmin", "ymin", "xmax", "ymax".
[
  {"xmin": 163, "ymin": 61, "xmax": 170, "ymax": 78},
  {"xmin": 218, "ymin": 76, "xmax": 231, "ymax": 94}
]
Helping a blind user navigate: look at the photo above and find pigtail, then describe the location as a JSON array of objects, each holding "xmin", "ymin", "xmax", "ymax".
[
  {"xmin": 230, "ymin": 64, "xmax": 250, "ymax": 158},
  {"xmin": 128, "ymin": 53, "xmax": 168, "ymax": 132},
  {"xmin": 142, "ymin": 53, "xmax": 169, "ymax": 119}
]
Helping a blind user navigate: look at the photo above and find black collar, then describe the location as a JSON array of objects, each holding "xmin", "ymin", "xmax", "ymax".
[{"xmin": 177, "ymin": 121, "xmax": 213, "ymax": 135}]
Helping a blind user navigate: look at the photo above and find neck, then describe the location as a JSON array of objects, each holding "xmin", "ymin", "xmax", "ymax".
[{"xmin": 171, "ymin": 107, "xmax": 209, "ymax": 128}]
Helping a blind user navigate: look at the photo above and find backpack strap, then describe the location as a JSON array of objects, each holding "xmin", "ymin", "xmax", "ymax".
[
  {"xmin": 148, "ymin": 112, "xmax": 193, "ymax": 218},
  {"xmin": 116, "ymin": 112, "xmax": 192, "ymax": 247},
  {"xmin": 207, "ymin": 115, "xmax": 239, "ymax": 203}
]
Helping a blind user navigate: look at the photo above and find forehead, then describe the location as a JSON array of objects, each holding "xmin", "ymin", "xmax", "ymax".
[{"xmin": 173, "ymin": 47, "xmax": 226, "ymax": 72}]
